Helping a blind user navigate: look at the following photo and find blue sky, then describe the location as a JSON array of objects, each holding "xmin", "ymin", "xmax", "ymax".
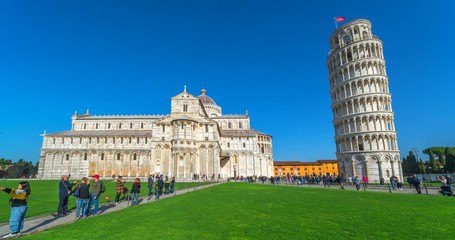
[{"xmin": 0, "ymin": 0, "xmax": 454, "ymax": 163}]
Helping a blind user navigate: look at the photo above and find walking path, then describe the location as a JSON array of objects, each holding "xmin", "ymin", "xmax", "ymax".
[
  {"xmin": 0, "ymin": 182, "xmax": 221, "ymax": 237},
  {"xmin": 0, "ymin": 181, "xmax": 448, "ymax": 238}
]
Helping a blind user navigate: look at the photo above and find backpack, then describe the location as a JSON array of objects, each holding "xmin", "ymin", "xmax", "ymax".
[
  {"xmin": 446, "ymin": 177, "xmax": 453, "ymax": 185},
  {"xmin": 100, "ymin": 181, "xmax": 106, "ymax": 193}
]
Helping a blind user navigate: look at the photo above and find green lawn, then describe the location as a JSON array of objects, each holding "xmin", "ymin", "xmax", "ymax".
[
  {"xmin": 0, "ymin": 179, "xmax": 213, "ymax": 223},
  {"xmin": 20, "ymin": 183, "xmax": 455, "ymax": 239}
]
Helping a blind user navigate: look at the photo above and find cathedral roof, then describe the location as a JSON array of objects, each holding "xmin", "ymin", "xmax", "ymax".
[
  {"xmin": 45, "ymin": 130, "xmax": 153, "ymax": 137},
  {"xmin": 197, "ymin": 88, "xmax": 218, "ymax": 106}
]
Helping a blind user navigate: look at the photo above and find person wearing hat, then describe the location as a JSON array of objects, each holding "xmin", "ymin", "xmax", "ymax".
[{"xmin": 86, "ymin": 174, "xmax": 103, "ymax": 216}]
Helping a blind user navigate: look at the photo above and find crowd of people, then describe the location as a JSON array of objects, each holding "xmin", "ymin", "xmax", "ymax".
[{"xmin": 0, "ymin": 173, "xmax": 453, "ymax": 238}]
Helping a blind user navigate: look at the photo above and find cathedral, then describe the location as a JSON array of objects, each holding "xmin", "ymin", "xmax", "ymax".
[{"xmin": 37, "ymin": 87, "xmax": 274, "ymax": 180}]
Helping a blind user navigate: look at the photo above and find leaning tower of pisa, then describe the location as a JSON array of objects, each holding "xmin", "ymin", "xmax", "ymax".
[{"xmin": 327, "ymin": 19, "xmax": 402, "ymax": 182}]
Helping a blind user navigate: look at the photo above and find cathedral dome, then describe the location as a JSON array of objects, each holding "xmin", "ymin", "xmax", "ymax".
[
  {"xmin": 197, "ymin": 88, "xmax": 222, "ymax": 117},
  {"xmin": 198, "ymin": 88, "xmax": 217, "ymax": 105}
]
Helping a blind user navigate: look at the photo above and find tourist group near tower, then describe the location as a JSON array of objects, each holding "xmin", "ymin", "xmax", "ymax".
[{"xmin": 38, "ymin": 19, "xmax": 402, "ymax": 183}]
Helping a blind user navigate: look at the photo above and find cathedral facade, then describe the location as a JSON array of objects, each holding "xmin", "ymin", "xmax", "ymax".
[{"xmin": 37, "ymin": 87, "xmax": 274, "ymax": 180}]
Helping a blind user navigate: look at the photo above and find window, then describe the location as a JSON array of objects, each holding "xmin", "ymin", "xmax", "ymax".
[
  {"xmin": 89, "ymin": 138, "xmax": 92, "ymax": 144},
  {"xmin": 228, "ymin": 122, "xmax": 232, "ymax": 129},
  {"xmin": 205, "ymin": 125, "xmax": 209, "ymax": 132},
  {"xmin": 113, "ymin": 138, "xmax": 115, "ymax": 144},
  {"xmin": 117, "ymin": 153, "xmax": 121, "ymax": 160},
  {"xmin": 243, "ymin": 143, "xmax": 246, "ymax": 148},
  {"xmin": 71, "ymin": 137, "xmax": 73, "ymax": 144},
  {"xmin": 108, "ymin": 123, "xmax": 111, "ymax": 129},
  {"xmin": 227, "ymin": 143, "xmax": 230, "ymax": 148},
  {"xmin": 133, "ymin": 153, "xmax": 137, "ymax": 160},
  {"xmin": 129, "ymin": 137, "xmax": 132, "ymax": 144},
  {"xmin": 84, "ymin": 153, "xmax": 87, "ymax": 160},
  {"xmin": 137, "ymin": 137, "xmax": 139, "ymax": 144},
  {"xmin": 65, "ymin": 154, "xmax": 69, "ymax": 160},
  {"xmin": 95, "ymin": 123, "xmax": 98, "ymax": 129},
  {"xmin": 53, "ymin": 138, "xmax": 56, "ymax": 144},
  {"xmin": 130, "ymin": 123, "xmax": 133, "ymax": 129},
  {"xmin": 145, "ymin": 138, "xmax": 148, "ymax": 144},
  {"xmin": 100, "ymin": 153, "xmax": 104, "ymax": 161},
  {"xmin": 205, "ymin": 137, "xmax": 208, "ymax": 141},
  {"xmin": 359, "ymin": 144, "xmax": 364, "ymax": 151},
  {"xmin": 97, "ymin": 137, "xmax": 99, "ymax": 144},
  {"xmin": 62, "ymin": 138, "xmax": 65, "ymax": 144},
  {"xmin": 79, "ymin": 138, "xmax": 82, "ymax": 144},
  {"xmin": 119, "ymin": 123, "xmax": 122, "ymax": 129},
  {"xmin": 183, "ymin": 104, "xmax": 188, "ymax": 112},
  {"xmin": 141, "ymin": 122, "xmax": 144, "ymax": 129},
  {"xmin": 121, "ymin": 138, "xmax": 123, "ymax": 144},
  {"xmin": 83, "ymin": 123, "xmax": 86, "ymax": 129},
  {"xmin": 162, "ymin": 125, "xmax": 165, "ymax": 132},
  {"xmin": 239, "ymin": 122, "xmax": 243, "ymax": 129}
]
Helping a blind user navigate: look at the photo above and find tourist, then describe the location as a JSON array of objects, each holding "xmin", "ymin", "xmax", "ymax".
[
  {"xmin": 170, "ymin": 176, "xmax": 175, "ymax": 194},
  {"xmin": 0, "ymin": 181, "xmax": 31, "ymax": 238},
  {"xmin": 353, "ymin": 176, "xmax": 361, "ymax": 191},
  {"xmin": 347, "ymin": 175, "xmax": 352, "ymax": 185},
  {"xmin": 390, "ymin": 176, "xmax": 396, "ymax": 190},
  {"xmin": 410, "ymin": 175, "xmax": 421, "ymax": 194},
  {"xmin": 76, "ymin": 177, "xmax": 90, "ymax": 219},
  {"xmin": 147, "ymin": 174, "xmax": 154, "ymax": 197},
  {"xmin": 131, "ymin": 178, "xmax": 141, "ymax": 206},
  {"xmin": 164, "ymin": 176, "xmax": 170, "ymax": 194},
  {"xmin": 58, "ymin": 175, "xmax": 77, "ymax": 216},
  {"xmin": 155, "ymin": 176, "xmax": 164, "ymax": 200},
  {"xmin": 396, "ymin": 177, "xmax": 403, "ymax": 190},
  {"xmin": 86, "ymin": 174, "xmax": 104, "ymax": 216},
  {"xmin": 362, "ymin": 175, "xmax": 369, "ymax": 189},
  {"xmin": 115, "ymin": 176, "xmax": 125, "ymax": 204}
]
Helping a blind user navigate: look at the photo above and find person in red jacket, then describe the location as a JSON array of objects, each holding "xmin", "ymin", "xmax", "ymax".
[{"xmin": 362, "ymin": 175, "xmax": 369, "ymax": 189}]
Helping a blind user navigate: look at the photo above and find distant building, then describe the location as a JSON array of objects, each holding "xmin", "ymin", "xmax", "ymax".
[
  {"xmin": 327, "ymin": 19, "xmax": 402, "ymax": 181},
  {"xmin": 274, "ymin": 160, "xmax": 339, "ymax": 177},
  {"xmin": 38, "ymin": 87, "xmax": 274, "ymax": 180}
]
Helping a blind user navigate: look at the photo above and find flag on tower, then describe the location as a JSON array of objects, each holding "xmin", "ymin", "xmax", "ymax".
[{"xmin": 335, "ymin": 17, "xmax": 346, "ymax": 22}]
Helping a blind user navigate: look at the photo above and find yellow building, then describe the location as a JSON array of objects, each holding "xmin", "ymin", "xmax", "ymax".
[{"xmin": 274, "ymin": 160, "xmax": 339, "ymax": 177}]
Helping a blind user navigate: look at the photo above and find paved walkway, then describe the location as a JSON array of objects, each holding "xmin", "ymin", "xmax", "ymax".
[
  {"xmin": 0, "ymin": 181, "xmax": 449, "ymax": 237},
  {"xmin": 0, "ymin": 182, "xmax": 221, "ymax": 237}
]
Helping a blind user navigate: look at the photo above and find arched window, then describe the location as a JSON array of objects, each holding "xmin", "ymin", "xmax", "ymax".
[
  {"xmin": 133, "ymin": 153, "xmax": 137, "ymax": 160},
  {"xmin": 129, "ymin": 137, "xmax": 132, "ymax": 144},
  {"xmin": 65, "ymin": 154, "xmax": 69, "ymax": 160},
  {"xmin": 183, "ymin": 104, "xmax": 188, "ymax": 112},
  {"xmin": 228, "ymin": 122, "xmax": 232, "ymax": 129},
  {"xmin": 343, "ymin": 35, "xmax": 351, "ymax": 45},
  {"xmin": 130, "ymin": 123, "xmax": 133, "ymax": 129},
  {"xmin": 100, "ymin": 153, "xmax": 105, "ymax": 161},
  {"xmin": 239, "ymin": 122, "xmax": 243, "ymax": 129},
  {"xmin": 84, "ymin": 153, "xmax": 88, "ymax": 160},
  {"xmin": 119, "ymin": 123, "xmax": 122, "ymax": 129},
  {"xmin": 108, "ymin": 123, "xmax": 111, "ymax": 129},
  {"xmin": 141, "ymin": 122, "xmax": 144, "ymax": 129},
  {"xmin": 117, "ymin": 153, "xmax": 121, "ymax": 160},
  {"xmin": 205, "ymin": 125, "xmax": 209, "ymax": 132}
]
